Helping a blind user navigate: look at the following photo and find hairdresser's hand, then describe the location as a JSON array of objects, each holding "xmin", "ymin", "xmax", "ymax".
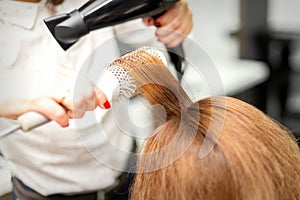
[
  {"xmin": 142, "ymin": 1, "xmax": 193, "ymax": 47},
  {"xmin": 0, "ymin": 67, "xmax": 110, "ymax": 127}
]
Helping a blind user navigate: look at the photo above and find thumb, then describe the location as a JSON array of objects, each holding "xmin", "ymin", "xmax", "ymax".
[{"xmin": 95, "ymin": 87, "xmax": 111, "ymax": 109}]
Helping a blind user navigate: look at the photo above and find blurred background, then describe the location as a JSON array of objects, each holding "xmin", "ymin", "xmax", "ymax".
[{"xmin": 186, "ymin": 0, "xmax": 300, "ymax": 142}]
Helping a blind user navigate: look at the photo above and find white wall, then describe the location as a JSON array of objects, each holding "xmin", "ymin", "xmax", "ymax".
[
  {"xmin": 268, "ymin": 0, "xmax": 300, "ymax": 32},
  {"xmin": 187, "ymin": 0, "xmax": 241, "ymax": 60}
]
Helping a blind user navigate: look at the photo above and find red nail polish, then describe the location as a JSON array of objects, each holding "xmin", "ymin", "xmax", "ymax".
[
  {"xmin": 103, "ymin": 100, "xmax": 111, "ymax": 109},
  {"xmin": 155, "ymin": 21, "xmax": 161, "ymax": 27}
]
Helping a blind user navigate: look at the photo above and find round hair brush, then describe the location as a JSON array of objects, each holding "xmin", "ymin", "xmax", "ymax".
[
  {"xmin": 98, "ymin": 47, "xmax": 168, "ymax": 101},
  {"xmin": 99, "ymin": 46, "xmax": 187, "ymax": 119}
]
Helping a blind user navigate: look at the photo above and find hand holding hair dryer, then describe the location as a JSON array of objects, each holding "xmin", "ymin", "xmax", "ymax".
[{"xmin": 44, "ymin": 0, "xmax": 184, "ymax": 79}]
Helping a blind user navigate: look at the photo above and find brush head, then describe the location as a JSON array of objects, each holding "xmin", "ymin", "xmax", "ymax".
[
  {"xmin": 139, "ymin": 46, "xmax": 168, "ymax": 66},
  {"xmin": 98, "ymin": 47, "xmax": 167, "ymax": 101},
  {"xmin": 97, "ymin": 65, "xmax": 137, "ymax": 101},
  {"xmin": 109, "ymin": 47, "xmax": 167, "ymax": 71}
]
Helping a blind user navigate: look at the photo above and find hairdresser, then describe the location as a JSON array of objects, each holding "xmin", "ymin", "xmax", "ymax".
[{"xmin": 0, "ymin": 0, "xmax": 193, "ymax": 200}]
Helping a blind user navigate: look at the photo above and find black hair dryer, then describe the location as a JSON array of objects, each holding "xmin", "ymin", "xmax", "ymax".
[{"xmin": 44, "ymin": 0, "xmax": 184, "ymax": 78}]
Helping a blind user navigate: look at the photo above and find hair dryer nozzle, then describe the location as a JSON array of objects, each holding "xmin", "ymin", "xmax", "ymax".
[{"xmin": 44, "ymin": 10, "xmax": 89, "ymax": 50}]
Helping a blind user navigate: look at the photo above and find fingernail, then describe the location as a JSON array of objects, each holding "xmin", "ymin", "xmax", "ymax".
[
  {"xmin": 103, "ymin": 100, "xmax": 111, "ymax": 109},
  {"xmin": 155, "ymin": 21, "xmax": 161, "ymax": 27}
]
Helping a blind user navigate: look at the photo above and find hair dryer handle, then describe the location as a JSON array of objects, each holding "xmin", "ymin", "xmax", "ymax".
[
  {"xmin": 167, "ymin": 45, "xmax": 185, "ymax": 81},
  {"xmin": 153, "ymin": 13, "xmax": 185, "ymax": 81}
]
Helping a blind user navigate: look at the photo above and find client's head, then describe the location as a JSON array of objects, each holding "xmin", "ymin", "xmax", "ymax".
[{"xmin": 108, "ymin": 48, "xmax": 300, "ymax": 200}]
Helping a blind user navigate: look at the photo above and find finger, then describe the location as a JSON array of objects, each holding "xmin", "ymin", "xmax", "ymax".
[
  {"xmin": 156, "ymin": 9, "xmax": 191, "ymax": 38},
  {"xmin": 156, "ymin": 13, "xmax": 193, "ymax": 47},
  {"xmin": 61, "ymin": 91, "xmax": 90, "ymax": 116},
  {"xmin": 95, "ymin": 87, "xmax": 110, "ymax": 109},
  {"xmin": 74, "ymin": 84, "xmax": 95, "ymax": 110},
  {"xmin": 31, "ymin": 97, "xmax": 69, "ymax": 127},
  {"xmin": 155, "ymin": 28, "xmax": 182, "ymax": 46},
  {"xmin": 67, "ymin": 109, "xmax": 86, "ymax": 119},
  {"xmin": 65, "ymin": 93, "xmax": 88, "ymax": 119},
  {"xmin": 156, "ymin": 21, "xmax": 180, "ymax": 39},
  {"xmin": 155, "ymin": 5, "xmax": 177, "ymax": 27},
  {"xmin": 155, "ymin": 15, "xmax": 185, "ymax": 43},
  {"xmin": 63, "ymin": 76, "xmax": 95, "ymax": 111},
  {"xmin": 174, "ymin": 9, "xmax": 193, "ymax": 36},
  {"xmin": 155, "ymin": 1, "xmax": 192, "ymax": 36},
  {"xmin": 165, "ymin": 16, "xmax": 193, "ymax": 47},
  {"xmin": 167, "ymin": 35, "xmax": 185, "ymax": 48},
  {"xmin": 62, "ymin": 85, "xmax": 110, "ymax": 115}
]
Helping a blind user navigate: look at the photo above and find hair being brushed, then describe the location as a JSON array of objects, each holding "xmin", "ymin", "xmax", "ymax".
[{"xmin": 103, "ymin": 47, "xmax": 300, "ymax": 200}]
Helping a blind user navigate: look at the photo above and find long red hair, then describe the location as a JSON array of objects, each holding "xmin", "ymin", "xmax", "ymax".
[{"xmin": 110, "ymin": 49, "xmax": 300, "ymax": 200}]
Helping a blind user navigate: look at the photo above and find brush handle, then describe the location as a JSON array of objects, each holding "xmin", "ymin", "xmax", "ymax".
[{"xmin": 17, "ymin": 111, "xmax": 50, "ymax": 132}]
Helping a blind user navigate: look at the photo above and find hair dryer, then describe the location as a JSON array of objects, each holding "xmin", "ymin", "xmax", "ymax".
[
  {"xmin": 44, "ymin": 0, "xmax": 178, "ymax": 50},
  {"xmin": 44, "ymin": 0, "xmax": 184, "ymax": 79}
]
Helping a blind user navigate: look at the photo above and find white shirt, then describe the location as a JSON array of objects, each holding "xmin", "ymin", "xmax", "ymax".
[{"xmin": 0, "ymin": 0, "xmax": 137, "ymax": 195}]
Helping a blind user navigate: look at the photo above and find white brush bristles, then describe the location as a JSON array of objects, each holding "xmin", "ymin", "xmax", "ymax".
[
  {"xmin": 139, "ymin": 46, "xmax": 168, "ymax": 66},
  {"xmin": 97, "ymin": 65, "xmax": 136, "ymax": 101},
  {"xmin": 97, "ymin": 47, "xmax": 167, "ymax": 101}
]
